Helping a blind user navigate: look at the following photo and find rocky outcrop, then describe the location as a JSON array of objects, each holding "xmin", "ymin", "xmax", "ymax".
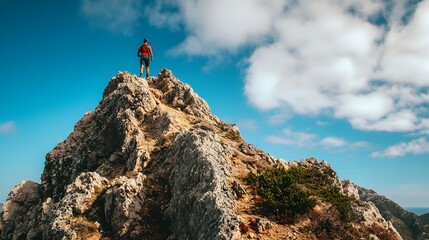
[
  {"xmin": 342, "ymin": 180, "xmax": 360, "ymax": 200},
  {"xmin": 164, "ymin": 130, "xmax": 240, "ymax": 239},
  {"xmin": 0, "ymin": 69, "xmax": 405, "ymax": 240},
  {"xmin": 349, "ymin": 201, "xmax": 402, "ymax": 239},
  {"xmin": 41, "ymin": 73, "xmax": 157, "ymax": 201},
  {"xmin": 341, "ymin": 181, "xmax": 403, "ymax": 238},
  {"xmin": 1, "ymin": 69, "xmax": 239, "ymax": 240},
  {"xmin": 146, "ymin": 70, "xmax": 215, "ymax": 122},
  {"xmin": 356, "ymin": 185, "xmax": 429, "ymax": 240},
  {"xmin": 42, "ymin": 172, "xmax": 109, "ymax": 239},
  {"xmin": 0, "ymin": 181, "xmax": 41, "ymax": 240}
]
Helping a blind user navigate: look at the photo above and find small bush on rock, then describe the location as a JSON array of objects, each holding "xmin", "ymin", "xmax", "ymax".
[
  {"xmin": 244, "ymin": 165, "xmax": 353, "ymax": 221},
  {"xmin": 244, "ymin": 166, "xmax": 316, "ymax": 217},
  {"xmin": 225, "ymin": 130, "xmax": 241, "ymax": 141}
]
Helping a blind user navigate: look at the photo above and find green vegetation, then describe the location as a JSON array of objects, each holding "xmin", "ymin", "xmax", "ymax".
[
  {"xmin": 244, "ymin": 165, "xmax": 354, "ymax": 221},
  {"xmin": 225, "ymin": 130, "xmax": 241, "ymax": 141},
  {"xmin": 244, "ymin": 166, "xmax": 315, "ymax": 216},
  {"xmin": 217, "ymin": 122, "xmax": 242, "ymax": 141}
]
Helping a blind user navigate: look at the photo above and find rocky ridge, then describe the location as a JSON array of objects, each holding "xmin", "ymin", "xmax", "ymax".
[
  {"xmin": 0, "ymin": 69, "xmax": 403, "ymax": 239},
  {"xmin": 356, "ymin": 184, "xmax": 429, "ymax": 240}
]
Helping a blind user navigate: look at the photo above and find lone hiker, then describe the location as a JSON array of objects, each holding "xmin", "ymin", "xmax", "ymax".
[{"xmin": 137, "ymin": 38, "xmax": 154, "ymax": 78}]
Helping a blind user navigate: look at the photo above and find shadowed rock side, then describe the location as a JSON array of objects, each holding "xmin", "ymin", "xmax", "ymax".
[
  {"xmin": 164, "ymin": 130, "xmax": 239, "ymax": 239},
  {"xmin": 0, "ymin": 69, "xmax": 404, "ymax": 240}
]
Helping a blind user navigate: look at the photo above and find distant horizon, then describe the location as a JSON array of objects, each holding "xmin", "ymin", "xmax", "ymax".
[{"xmin": 405, "ymin": 207, "xmax": 429, "ymax": 216}]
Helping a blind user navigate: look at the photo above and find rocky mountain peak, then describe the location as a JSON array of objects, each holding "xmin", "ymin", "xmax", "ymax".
[
  {"xmin": 41, "ymin": 69, "xmax": 220, "ymax": 201},
  {"xmin": 1, "ymin": 69, "xmax": 404, "ymax": 239}
]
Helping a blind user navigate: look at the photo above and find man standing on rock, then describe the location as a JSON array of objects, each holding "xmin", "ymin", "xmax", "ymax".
[{"xmin": 137, "ymin": 38, "xmax": 154, "ymax": 78}]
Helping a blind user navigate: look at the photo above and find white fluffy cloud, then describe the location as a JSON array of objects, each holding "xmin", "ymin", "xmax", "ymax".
[
  {"xmin": 245, "ymin": 0, "xmax": 429, "ymax": 132},
  {"xmin": 378, "ymin": 0, "xmax": 429, "ymax": 86},
  {"xmin": 0, "ymin": 121, "xmax": 16, "ymax": 135},
  {"xmin": 268, "ymin": 130, "xmax": 369, "ymax": 151},
  {"xmin": 81, "ymin": 0, "xmax": 142, "ymax": 35},
  {"xmin": 320, "ymin": 137, "xmax": 347, "ymax": 148},
  {"xmin": 266, "ymin": 128, "xmax": 317, "ymax": 147},
  {"xmin": 149, "ymin": 0, "xmax": 429, "ymax": 133},
  {"xmin": 147, "ymin": 0, "xmax": 288, "ymax": 55},
  {"xmin": 320, "ymin": 136, "xmax": 369, "ymax": 150},
  {"xmin": 371, "ymin": 137, "xmax": 429, "ymax": 158}
]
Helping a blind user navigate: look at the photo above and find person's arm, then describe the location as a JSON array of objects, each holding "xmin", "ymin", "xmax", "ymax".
[
  {"xmin": 137, "ymin": 46, "xmax": 141, "ymax": 57},
  {"xmin": 150, "ymin": 46, "xmax": 154, "ymax": 61}
]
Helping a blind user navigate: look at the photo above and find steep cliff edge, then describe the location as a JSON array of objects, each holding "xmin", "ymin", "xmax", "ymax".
[{"xmin": 0, "ymin": 69, "xmax": 402, "ymax": 240}]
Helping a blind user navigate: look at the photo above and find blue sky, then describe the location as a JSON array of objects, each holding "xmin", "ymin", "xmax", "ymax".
[{"xmin": 1, "ymin": 0, "xmax": 428, "ymax": 208}]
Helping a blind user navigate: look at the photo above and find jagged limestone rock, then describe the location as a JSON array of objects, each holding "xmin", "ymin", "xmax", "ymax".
[
  {"xmin": 0, "ymin": 181, "xmax": 40, "ymax": 240},
  {"xmin": 0, "ymin": 69, "xmax": 407, "ymax": 240},
  {"xmin": 102, "ymin": 173, "xmax": 146, "ymax": 237},
  {"xmin": 357, "ymin": 185, "xmax": 429, "ymax": 240},
  {"xmin": 342, "ymin": 179, "xmax": 360, "ymax": 200},
  {"xmin": 239, "ymin": 143, "xmax": 257, "ymax": 156},
  {"xmin": 42, "ymin": 172, "xmax": 109, "ymax": 239},
  {"xmin": 42, "ymin": 71, "xmax": 157, "ymax": 201},
  {"xmin": 256, "ymin": 218, "xmax": 273, "ymax": 233},
  {"xmin": 148, "ymin": 69, "xmax": 214, "ymax": 121},
  {"xmin": 232, "ymin": 181, "xmax": 247, "ymax": 198},
  {"xmin": 164, "ymin": 130, "xmax": 240, "ymax": 240},
  {"xmin": 350, "ymin": 201, "xmax": 402, "ymax": 239}
]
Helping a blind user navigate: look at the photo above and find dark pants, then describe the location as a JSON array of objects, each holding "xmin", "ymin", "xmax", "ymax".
[{"xmin": 140, "ymin": 56, "xmax": 150, "ymax": 66}]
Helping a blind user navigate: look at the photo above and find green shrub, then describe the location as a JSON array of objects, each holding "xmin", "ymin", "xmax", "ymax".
[
  {"xmin": 225, "ymin": 130, "xmax": 241, "ymax": 141},
  {"xmin": 244, "ymin": 165, "xmax": 353, "ymax": 221},
  {"xmin": 244, "ymin": 166, "xmax": 316, "ymax": 217}
]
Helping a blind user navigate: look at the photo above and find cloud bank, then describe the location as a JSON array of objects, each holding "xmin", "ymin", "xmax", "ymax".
[
  {"xmin": 266, "ymin": 128, "xmax": 317, "ymax": 148},
  {"xmin": 148, "ymin": 0, "xmax": 429, "ymax": 135},
  {"xmin": 266, "ymin": 128, "xmax": 369, "ymax": 151},
  {"xmin": 371, "ymin": 137, "xmax": 429, "ymax": 158},
  {"xmin": 244, "ymin": 0, "xmax": 429, "ymax": 134}
]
